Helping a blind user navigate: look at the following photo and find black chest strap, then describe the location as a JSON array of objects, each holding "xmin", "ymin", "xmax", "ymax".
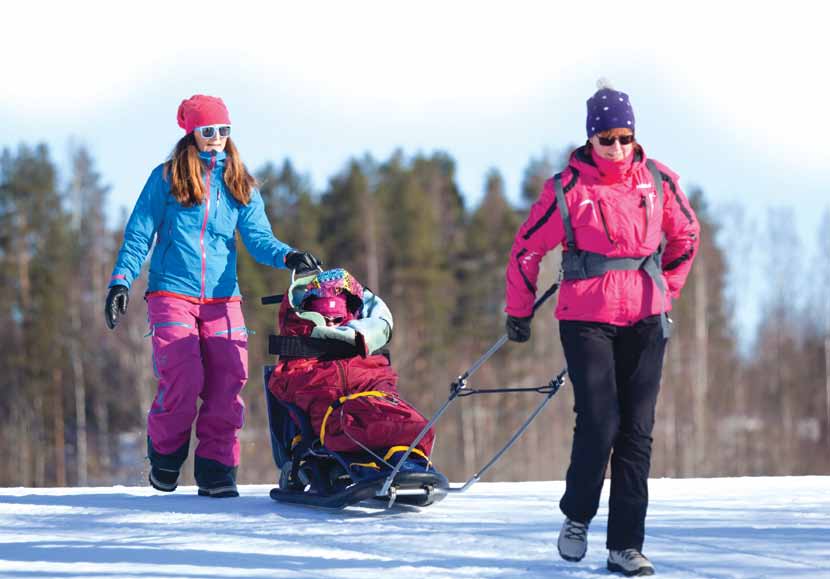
[
  {"xmin": 269, "ymin": 335, "xmax": 361, "ymax": 360},
  {"xmin": 269, "ymin": 335, "xmax": 391, "ymax": 362}
]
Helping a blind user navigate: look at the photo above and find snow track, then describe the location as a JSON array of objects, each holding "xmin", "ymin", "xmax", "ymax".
[{"xmin": 0, "ymin": 477, "xmax": 827, "ymax": 578}]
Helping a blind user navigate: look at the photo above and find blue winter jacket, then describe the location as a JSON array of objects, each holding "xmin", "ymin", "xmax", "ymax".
[{"xmin": 109, "ymin": 151, "xmax": 293, "ymax": 300}]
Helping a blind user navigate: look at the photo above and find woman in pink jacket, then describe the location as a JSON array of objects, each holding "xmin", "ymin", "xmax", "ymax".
[{"xmin": 504, "ymin": 81, "xmax": 699, "ymax": 576}]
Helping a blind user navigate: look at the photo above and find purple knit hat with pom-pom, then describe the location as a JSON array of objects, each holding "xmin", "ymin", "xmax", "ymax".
[{"xmin": 586, "ymin": 79, "xmax": 635, "ymax": 138}]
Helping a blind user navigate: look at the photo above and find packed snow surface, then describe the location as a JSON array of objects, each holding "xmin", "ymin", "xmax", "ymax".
[{"xmin": 1, "ymin": 477, "xmax": 828, "ymax": 578}]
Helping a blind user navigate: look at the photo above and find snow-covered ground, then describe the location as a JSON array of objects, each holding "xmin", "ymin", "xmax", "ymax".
[{"xmin": 1, "ymin": 477, "xmax": 828, "ymax": 579}]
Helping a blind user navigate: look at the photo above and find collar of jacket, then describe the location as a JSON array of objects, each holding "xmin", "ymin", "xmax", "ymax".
[
  {"xmin": 571, "ymin": 144, "xmax": 645, "ymax": 184},
  {"xmin": 198, "ymin": 150, "xmax": 227, "ymax": 174},
  {"xmin": 591, "ymin": 147, "xmax": 634, "ymax": 183}
]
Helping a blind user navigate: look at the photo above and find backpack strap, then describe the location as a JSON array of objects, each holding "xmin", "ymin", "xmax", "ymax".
[
  {"xmin": 645, "ymin": 158, "xmax": 670, "ymax": 338},
  {"xmin": 553, "ymin": 172, "xmax": 577, "ymax": 254},
  {"xmin": 645, "ymin": 158, "xmax": 664, "ymax": 206},
  {"xmin": 555, "ymin": 161, "xmax": 672, "ymax": 338}
]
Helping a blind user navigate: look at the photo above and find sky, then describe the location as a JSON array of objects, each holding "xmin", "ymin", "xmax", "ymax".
[
  {"xmin": 3, "ymin": 1, "xmax": 828, "ymax": 338},
  {"xmin": 1, "ymin": 477, "xmax": 829, "ymax": 578}
]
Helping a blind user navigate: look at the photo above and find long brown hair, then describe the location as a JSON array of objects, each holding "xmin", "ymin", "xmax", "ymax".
[{"xmin": 163, "ymin": 134, "xmax": 256, "ymax": 206}]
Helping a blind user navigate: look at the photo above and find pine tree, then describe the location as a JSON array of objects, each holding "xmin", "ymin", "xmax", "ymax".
[
  {"xmin": 63, "ymin": 144, "xmax": 115, "ymax": 483},
  {"xmin": 318, "ymin": 156, "xmax": 380, "ymax": 287},
  {"xmin": 0, "ymin": 143, "xmax": 72, "ymax": 485}
]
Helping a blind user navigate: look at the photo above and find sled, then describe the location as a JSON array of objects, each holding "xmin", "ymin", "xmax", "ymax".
[
  {"xmin": 263, "ymin": 275, "xmax": 566, "ymax": 510},
  {"xmin": 264, "ymin": 370, "xmax": 449, "ymax": 510}
]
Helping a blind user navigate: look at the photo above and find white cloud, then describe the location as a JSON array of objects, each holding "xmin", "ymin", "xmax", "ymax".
[
  {"xmin": 4, "ymin": 2, "xmax": 596, "ymax": 112},
  {"xmin": 4, "ymin": 1, "xmax": 827, "ymax": 171}
]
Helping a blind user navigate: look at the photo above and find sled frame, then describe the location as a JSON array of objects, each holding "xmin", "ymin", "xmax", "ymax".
[{"xmin": 378, "ymin": 280, "xmax": 565, "ymax": 497}]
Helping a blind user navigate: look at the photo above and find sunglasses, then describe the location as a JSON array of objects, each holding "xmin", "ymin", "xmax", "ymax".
[
  {"xmin": 597, "ymin": 134, "xmax": 635, "ymax": 146},
  {"xmin": 323, "ymin": 316, "xmax": 345, "ymax": 325},
  {"xmin": 195, "ymin": 125, "xmax": 231, "ymax": 139}
]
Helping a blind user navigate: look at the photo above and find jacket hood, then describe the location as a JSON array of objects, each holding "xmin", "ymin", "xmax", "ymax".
[
  {"xmin": 278, "ymin": 268, "xmax": 365, "ymax": 337},
  {"xmin": 273, "ymin": 268, "xmax": 394, "ymax": 356}
]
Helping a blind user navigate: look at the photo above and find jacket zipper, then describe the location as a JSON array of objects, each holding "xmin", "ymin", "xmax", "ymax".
[
  {"xmin": 199, "ymin": 155, "xmax": 216, "ymax": 301},
  {"xmin": 640, "ymin": 194, "xmax": 650, "ymax": 243},
  {"xmin": 597, "ymin": 200, "xmax": 615, "ymax": 244}
]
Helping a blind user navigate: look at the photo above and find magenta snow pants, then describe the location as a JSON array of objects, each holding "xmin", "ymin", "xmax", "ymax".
[{"xmin": 146, "ymin": 296, "xmax": 249, "ymax": 468}]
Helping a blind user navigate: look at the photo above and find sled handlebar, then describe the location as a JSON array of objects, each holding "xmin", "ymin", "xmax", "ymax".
[{"xmin": 290, "ymin": 265, "xmax": 325, "ymax": 286}]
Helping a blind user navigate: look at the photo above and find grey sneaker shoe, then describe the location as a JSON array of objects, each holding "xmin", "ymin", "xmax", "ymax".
[
  {"xmin": 607, "ymin": 549, "xmax": 655, "ymax": 576},
  {"xmin": 557, "ymin": 517, "xmax": 589, "ymax": 562}
]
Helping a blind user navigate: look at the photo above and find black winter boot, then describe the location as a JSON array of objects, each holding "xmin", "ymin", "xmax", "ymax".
[
  {"xmin": 195, "ymin": 456, "xmax": 239, "ymax": 498},
  {"xmin": 149, "ymin": 467, "xmax": 180, "ymax": 492},
  {"xmin": 147, "ymin": 438, "xmax": 188, "ymax": 493}
]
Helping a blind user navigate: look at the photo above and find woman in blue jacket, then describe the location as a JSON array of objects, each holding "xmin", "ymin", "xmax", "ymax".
[{"xmin": 105, "ymin": 94, "xmax": 320, "ymax": 497}]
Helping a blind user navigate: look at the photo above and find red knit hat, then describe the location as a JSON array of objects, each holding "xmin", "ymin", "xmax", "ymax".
[
  {"xmin": 304, "ymin": 295, "xmax": 350, "ymax": 322},
  {"xmin": 176, "ymin": 95, "xmax": 231, "ymax": 133}
]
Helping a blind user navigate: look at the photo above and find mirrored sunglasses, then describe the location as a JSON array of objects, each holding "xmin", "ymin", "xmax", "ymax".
[
  {"xmin": 597, "ymin": 134, "xmax": 635, "ymax": 146},
  {"xmin": 195, "ymin": 125, "xmax": 231, "ymax": 139}
]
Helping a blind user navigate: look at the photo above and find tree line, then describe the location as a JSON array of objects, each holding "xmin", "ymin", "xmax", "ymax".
[{"xmin": 1, "ymin": 141, "xmax": 828, "ymax": 487}]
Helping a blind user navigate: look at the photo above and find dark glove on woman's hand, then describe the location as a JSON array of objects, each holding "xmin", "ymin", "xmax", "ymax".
[
  {"xmin": 105, "ymin": 285, "xmax": 129, "ymax": 330},
  {"xmin": 284, "ymin": 251, "xmax": 322, "ymax": 275},
  {"xmin": 506, "ymin": 315, "xmax": 533, "ymax": 343}
]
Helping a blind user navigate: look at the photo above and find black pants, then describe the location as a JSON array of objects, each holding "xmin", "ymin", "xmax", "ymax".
[{"xmin": 558, "ymin": 315, "xmax": 667, "ymax": 551}]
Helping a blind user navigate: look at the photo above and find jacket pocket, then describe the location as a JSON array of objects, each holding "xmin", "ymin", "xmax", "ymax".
[
  {"xmin": 174, "ymin": 202, "xmax": 203, "ymax": 230},
  {"xmin": 569, "ymin": 197, "xmax": 615, "ymax": 253},
  {"xmin": 597, "ymin": 200, "xmax": 615, "ymax": 244},
  {"xmin": 208, "ymin": 190, "xmax": 237, "ymax": 238}
]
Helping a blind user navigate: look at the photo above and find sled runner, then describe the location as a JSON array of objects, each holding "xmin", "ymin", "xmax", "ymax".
[
  {"xmin": 263, "ymin": 269, "xmax": 565, "ymax": 509},
  {"xmin": 264, "ymin": 374, "xmax": 449, "ymax": 509}
]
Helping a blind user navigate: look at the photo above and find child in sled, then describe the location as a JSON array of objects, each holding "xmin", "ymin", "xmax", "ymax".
[{"xmin": 266, "ymin": 268, "xmax": 440, "ymax": 495}]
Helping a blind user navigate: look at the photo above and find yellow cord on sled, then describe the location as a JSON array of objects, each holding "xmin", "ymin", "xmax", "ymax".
[
  {"xmin": 319, "ymin": 391, "xmax": 389, "ymax": 445},
  {"xmin": 383, "ymin": 445, "xmax": 432, "ymax": 466}
]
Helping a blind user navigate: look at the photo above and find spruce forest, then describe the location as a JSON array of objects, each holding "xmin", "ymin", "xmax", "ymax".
[{"xmin": 1, "ymin": 142, "xmax": 828, "ymax": 487}]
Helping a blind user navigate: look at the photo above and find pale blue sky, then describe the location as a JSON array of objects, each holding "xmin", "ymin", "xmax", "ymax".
[{"xmin": 3, "ymin": 1, "xmax": 828, "ymax": 341}]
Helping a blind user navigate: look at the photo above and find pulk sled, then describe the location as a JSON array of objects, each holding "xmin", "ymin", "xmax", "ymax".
[{"xmin": 263, "ymin": 278, "xmax": 568, "ymax": 509}]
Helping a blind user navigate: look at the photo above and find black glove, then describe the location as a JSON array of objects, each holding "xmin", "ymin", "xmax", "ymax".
[
  {"xmin": 506, "ymin": 315, "xmax": 532, "ymax": 343},
  {"xmin": 105, "ymin": 285, "xmax": 129, "ymax": 330},
  {"xmin": 284, "ymin": 251, "xmax": 322, "ymax": 275}
]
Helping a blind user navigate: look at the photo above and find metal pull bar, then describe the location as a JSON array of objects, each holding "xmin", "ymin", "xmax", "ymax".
[
  {"xmin": 448, "ymin": 369, "xmax": 567, "ymax": 494},
  {"xmin": 377, "ymin": 280, "xmax": 561, "ymax": 498}
]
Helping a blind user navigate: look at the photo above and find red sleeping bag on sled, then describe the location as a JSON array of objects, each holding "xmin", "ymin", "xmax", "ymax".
[{"xmin": 266, "ymin": 269, "xmax": 434, "ymax": 459}]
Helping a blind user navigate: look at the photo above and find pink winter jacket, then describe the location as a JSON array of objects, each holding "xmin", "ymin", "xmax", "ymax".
[{"xmin": 505, "ymin": 145, "xmax": 699, "ymax": 325}]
